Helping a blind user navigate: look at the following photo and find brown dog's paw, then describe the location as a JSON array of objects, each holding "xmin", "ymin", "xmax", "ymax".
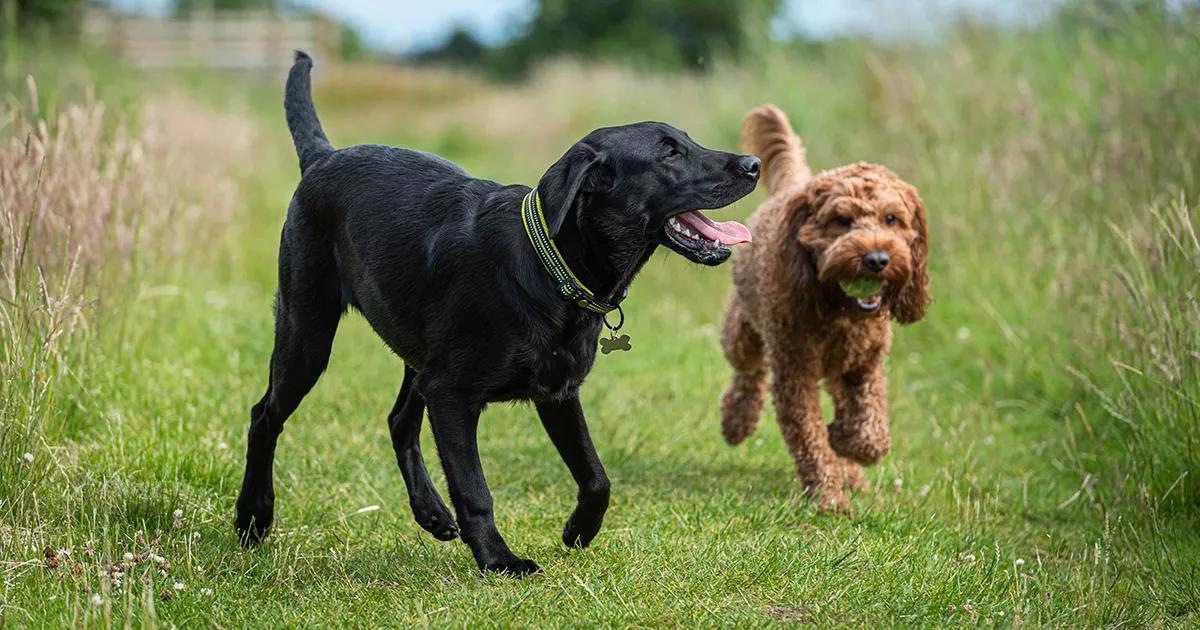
[
  {"xmin": 816, "ymin": 489, "xmax": 852, "ymax": 514},
  {"xmin": 720, "ymin": 392, "xmax": 759, "ymax": 445},
  {"xmin": 839, "ymin": 460, "xmax": 869, "ymax": 492},
  {"xmin": 828, "ymin": 420, "xmax": 891, "ymax": 466},
  {"xmin": 802, "ymin": 474, "xmax": 852, "ymax": 514}
]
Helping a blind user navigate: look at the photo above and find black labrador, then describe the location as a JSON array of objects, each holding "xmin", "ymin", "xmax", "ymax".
[{"xmin": 235, "ymin": 52, "xmax": 759, "ymax": 576}]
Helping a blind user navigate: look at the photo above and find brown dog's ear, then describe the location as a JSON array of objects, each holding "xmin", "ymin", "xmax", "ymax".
[
  {"xmin": 891, "ymin": 184, "xmax": 929, "ymax": 323},
  {"xmin": 537, "ymin": 143, "xmax": 610, "ymax": 236},
  {"xmin": 781, "ymin": 178, "xmax": 834, "ymax": 301}
]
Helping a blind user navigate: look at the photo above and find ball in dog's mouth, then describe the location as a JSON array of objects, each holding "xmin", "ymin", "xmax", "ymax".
[
  {"xmin": 839, "ymin": 277, "xmax": 884, "ymax": 312},
  {"xmin": 662, "ymin": 210, "xmax": 751, "ymax": 265}
]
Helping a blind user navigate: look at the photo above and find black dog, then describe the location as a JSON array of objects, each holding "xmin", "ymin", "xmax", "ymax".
[{"xmin": 235, "ymin": 52, "xmax": 759, "ymax": 576}]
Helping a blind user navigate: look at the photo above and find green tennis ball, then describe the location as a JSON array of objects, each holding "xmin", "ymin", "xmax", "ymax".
[{"xmin": 839, "ymin": 277, "xmax": 883, "ymax": 299}]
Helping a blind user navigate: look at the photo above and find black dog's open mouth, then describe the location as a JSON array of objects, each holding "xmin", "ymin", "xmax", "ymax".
[{"xmin": 661, "ymin": 210, "xmax": 752, "ymax": 266}]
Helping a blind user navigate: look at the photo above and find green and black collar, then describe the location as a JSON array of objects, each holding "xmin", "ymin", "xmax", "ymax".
[{"xmin": 521, "ymin": 188, "xmax": 623, "ymax": 317}]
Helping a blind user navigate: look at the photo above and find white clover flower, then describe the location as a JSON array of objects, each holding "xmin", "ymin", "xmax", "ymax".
[
  {"xmin": 1014, "ymin": 558, "xmax": 1026, "ymax": 567},
  {"xmin": 90, "ymin": 593, "xmax": 103, "ymax": 606},
  {"xmin": 963, "ymin": 553, "xmax": 977, "ymax": 562},
  {"xmin": 152, "ymin": 554, "xmax": 165, "ymax": 564},
  {"xmin": 123, "ymin": 552, "xmax": 134, "ymax": 561},
  {"xmin": 200, "ymin": 587, "xmax": 213, "ymax": 597},
  {"xmin": 21, "ymin": 452, "xmax": 34, "ymax": 464},
  {"xmin": 172, "ymin": 509, "xmax": 184, "ymax": 519},
  {"xmin": 173, "ymin": 582, "xmax": 186, "ymax": 591}
]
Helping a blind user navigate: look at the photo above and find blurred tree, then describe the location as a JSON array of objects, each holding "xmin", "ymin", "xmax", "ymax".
[
  {"xmin": 1052, "ymin": 0, "xmax": 1194, "ymax": 35},
  {"xmin": 172, "ymin": 0, "xmax": 278, "ymax": 14},
  {"xmin": 1, "ymin": 0, "xmax": 84, "ymax": 35},
  {"xmin": 413, "ymin": 0, "xmax": 779, "ymax": 77},
  {"xmin": 338, "ymin": 20, "xmax": 364, "ymax": 60},
  {"xmin": 411, "ymin": 27, "xmax": 487, "ymax": 68}
]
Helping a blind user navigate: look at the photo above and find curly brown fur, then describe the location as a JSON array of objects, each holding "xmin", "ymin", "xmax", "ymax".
[{"xmin": 721, "ymin": 105, "xmax": 930, "ymax": 511}]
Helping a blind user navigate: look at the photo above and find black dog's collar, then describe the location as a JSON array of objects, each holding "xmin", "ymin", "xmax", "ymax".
[{"xmin": 521, "ymin": 188, "xmax": 624, "ymax": 317}]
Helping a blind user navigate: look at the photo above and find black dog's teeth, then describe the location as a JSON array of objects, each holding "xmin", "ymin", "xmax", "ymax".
[{"xmin": 666, "ymin": 216, "xmax": 721, "ymax": 251}]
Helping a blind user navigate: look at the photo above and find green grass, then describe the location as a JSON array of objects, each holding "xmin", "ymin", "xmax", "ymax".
[{"xmin": 2, "ymin": 5, "xmax": 1199, "ymax": 627}]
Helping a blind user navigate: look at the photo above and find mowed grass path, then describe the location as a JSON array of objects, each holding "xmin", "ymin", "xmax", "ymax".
[
  {"xmin": 5, "ymin": 20, "xmax": 1199, "ymax": 626},
  {"xmin": 15, "ymin": 235, "xmax": 1093, "ymax": 627}
]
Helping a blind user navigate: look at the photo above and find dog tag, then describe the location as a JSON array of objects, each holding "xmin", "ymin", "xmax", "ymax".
[{"xmin": 599, "ymin": 333, "xmax": 632, "ymax": 354}]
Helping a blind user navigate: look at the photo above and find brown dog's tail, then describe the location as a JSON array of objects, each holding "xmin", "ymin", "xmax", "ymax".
[{"xmin": 741, "ymin": 105, "xmax": 810, "ymax": 194}]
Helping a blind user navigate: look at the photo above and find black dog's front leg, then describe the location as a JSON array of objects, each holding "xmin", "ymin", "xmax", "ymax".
[
  {"xmin": 425, "ymin": 393, "xmax": 540, "ymax": 576},
  {"xmin": 536, "ymin": 395, "xmax": 610, "ymax": 548}
]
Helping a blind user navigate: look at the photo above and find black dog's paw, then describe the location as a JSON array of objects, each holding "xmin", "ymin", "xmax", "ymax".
[
  {"xmin": 235, "ymin": 492, "xmax": 274, "ymax": 546},
  {"xmin": 416, "ymin": 511, "xmax": 459, "ymax": 541},
  {"xmin": 481, "ymin": 556, "xmax": 541, "ymax": 577},
  {"xmin": 562, "ymin": 511, "xmax": 605, "ymax": 549},
  {"xmin": 411, "ymin": 496, "xmax": 459, "ymax": 541},
  {"xmin": 562, "ymin": 490, "xmax": 608, "ymax": 548}
]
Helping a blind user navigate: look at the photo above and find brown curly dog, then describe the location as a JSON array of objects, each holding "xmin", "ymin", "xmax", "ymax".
[{"xmin": 720, "ymin": 104, "xmax": 929, "ymax": 510}]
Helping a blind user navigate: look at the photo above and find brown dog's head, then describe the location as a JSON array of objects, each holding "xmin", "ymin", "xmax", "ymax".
[{"xmin": 790, "ymin": 163, "xmax": 928, "ymax": 322}]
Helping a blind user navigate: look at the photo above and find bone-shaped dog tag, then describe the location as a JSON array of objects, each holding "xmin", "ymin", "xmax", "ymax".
[{"xmin": 599, "ymin": 333, "xmax": 632, "ymax": 354}]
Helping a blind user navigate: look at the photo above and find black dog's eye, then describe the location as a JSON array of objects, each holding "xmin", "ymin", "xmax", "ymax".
[
  {"xmin": 836, "ymin": 216, "xmax": 854, "ymax": 227},
  {"xmin": 885, "ymin": 214, "xmax": 897, "ymax": 225}
]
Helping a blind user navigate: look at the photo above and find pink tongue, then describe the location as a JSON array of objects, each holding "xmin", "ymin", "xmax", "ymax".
[{"xmin": 675, "ymin": 211, "xmax": 752, "ymax": 245}]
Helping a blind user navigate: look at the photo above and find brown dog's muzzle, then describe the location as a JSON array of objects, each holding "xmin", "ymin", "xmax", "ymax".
[{"xmin": 816, "ymin": 230, "xmax": 913, "ymax": 285}]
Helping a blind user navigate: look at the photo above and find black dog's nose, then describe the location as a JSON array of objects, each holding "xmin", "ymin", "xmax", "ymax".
[
  {"xmin": 863, "ymin": 250, "xmax": 890, "ymax": 272},
  {"xmin": 738, "ymin": 156, "xmax": 760, "ymax": 179}
]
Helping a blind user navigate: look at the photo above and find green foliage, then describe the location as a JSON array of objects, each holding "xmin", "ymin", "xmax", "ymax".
[
  {"xmin": 172, "ymin": 0, "xmax": 278, "ymax": 14},
  {"xmin": 337, "ymin": 21, "xmax": 365, "ymax": 61},
  {"xmin": 411, "ymin": 27, "xmax": 488, "ymax": 67},
  {"xmin": 0, "ymin": 0, "xmax": 83, "ymax": 38},
  {"xmin": 417, "ymin": 0, "xmax": 780, "ymax": 76}
]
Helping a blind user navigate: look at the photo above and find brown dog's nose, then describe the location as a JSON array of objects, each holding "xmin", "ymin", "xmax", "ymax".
[
  {"xmin": 738, "ymin": 156, "xmax": 760, "ymax": 180},
  {"xmin": 863, "ymin": 250, "xmax": 889, "ymax": 272}
]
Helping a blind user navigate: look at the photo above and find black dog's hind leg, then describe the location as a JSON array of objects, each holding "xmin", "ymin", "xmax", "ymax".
[
  {"xmin": 423, "ymin": 390, "xmax": 540, "ymax": 576},
  {"xmin": 536, "ymin": 395, "xmax": 610, "ymax": 548},
  {"xmin": 387, "ymin": 365, "xmax": 458, "ymax": 541},
  {"xmin": 236, "ymin": 222, "xmax": 342, "ymax": 545}
]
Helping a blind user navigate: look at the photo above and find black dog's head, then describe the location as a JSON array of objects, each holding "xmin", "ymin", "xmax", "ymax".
[{"xmin": 537, "ymin": 122, "xmax": 759, "ymax": 266}]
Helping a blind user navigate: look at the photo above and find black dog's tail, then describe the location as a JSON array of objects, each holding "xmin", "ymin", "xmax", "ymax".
[{"xmin": 285, "ymin": 51, "xmax": 334, "ymax": 173}]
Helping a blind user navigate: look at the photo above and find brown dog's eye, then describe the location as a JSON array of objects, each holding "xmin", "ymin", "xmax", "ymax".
[
  {"xmin": 885, "ymin": 214, "xmax": 897, "ymax": 225},
  {"xmin": 836, "ymin": 216, "xmax": 853, "ymax": 227}
]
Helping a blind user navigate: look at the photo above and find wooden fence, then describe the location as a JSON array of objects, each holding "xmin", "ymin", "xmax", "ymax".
[{"xmin": 82, "ymin": 9, "xmax": 338, "ymax": 72}]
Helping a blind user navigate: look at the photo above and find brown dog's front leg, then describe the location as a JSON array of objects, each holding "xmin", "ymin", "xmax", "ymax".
[
  {"xmin": 827, "ymin": 363, "xmax": 891, "ymax": 466},
  {"xmin": 771, "ymin": 352, "xmax": 848, "ymax": 511}
]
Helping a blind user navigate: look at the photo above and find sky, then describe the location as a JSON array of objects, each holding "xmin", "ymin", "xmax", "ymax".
[{"xmin": 107, "ymin": 0, "xmax": 1067, "ymax": 55}]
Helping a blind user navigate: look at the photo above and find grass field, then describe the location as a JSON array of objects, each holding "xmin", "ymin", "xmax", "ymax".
[{"xmin": 2, "ymin": 6, "xmax": 1199, "ymax": 627}]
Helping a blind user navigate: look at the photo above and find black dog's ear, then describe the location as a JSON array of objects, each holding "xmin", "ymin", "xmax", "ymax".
[{"xmin": 537, "ymin": 143, "xmax": 610, "ymax": 236}]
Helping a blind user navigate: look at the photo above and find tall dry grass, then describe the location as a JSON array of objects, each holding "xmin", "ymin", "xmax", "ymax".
[
  {"xmin": 0, "ymin": 78, "xmax": 255, "ymax": 523},
  {"xmin": 1074, "ymin": 199, "xmax": 1200, "ymax": 510}
]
